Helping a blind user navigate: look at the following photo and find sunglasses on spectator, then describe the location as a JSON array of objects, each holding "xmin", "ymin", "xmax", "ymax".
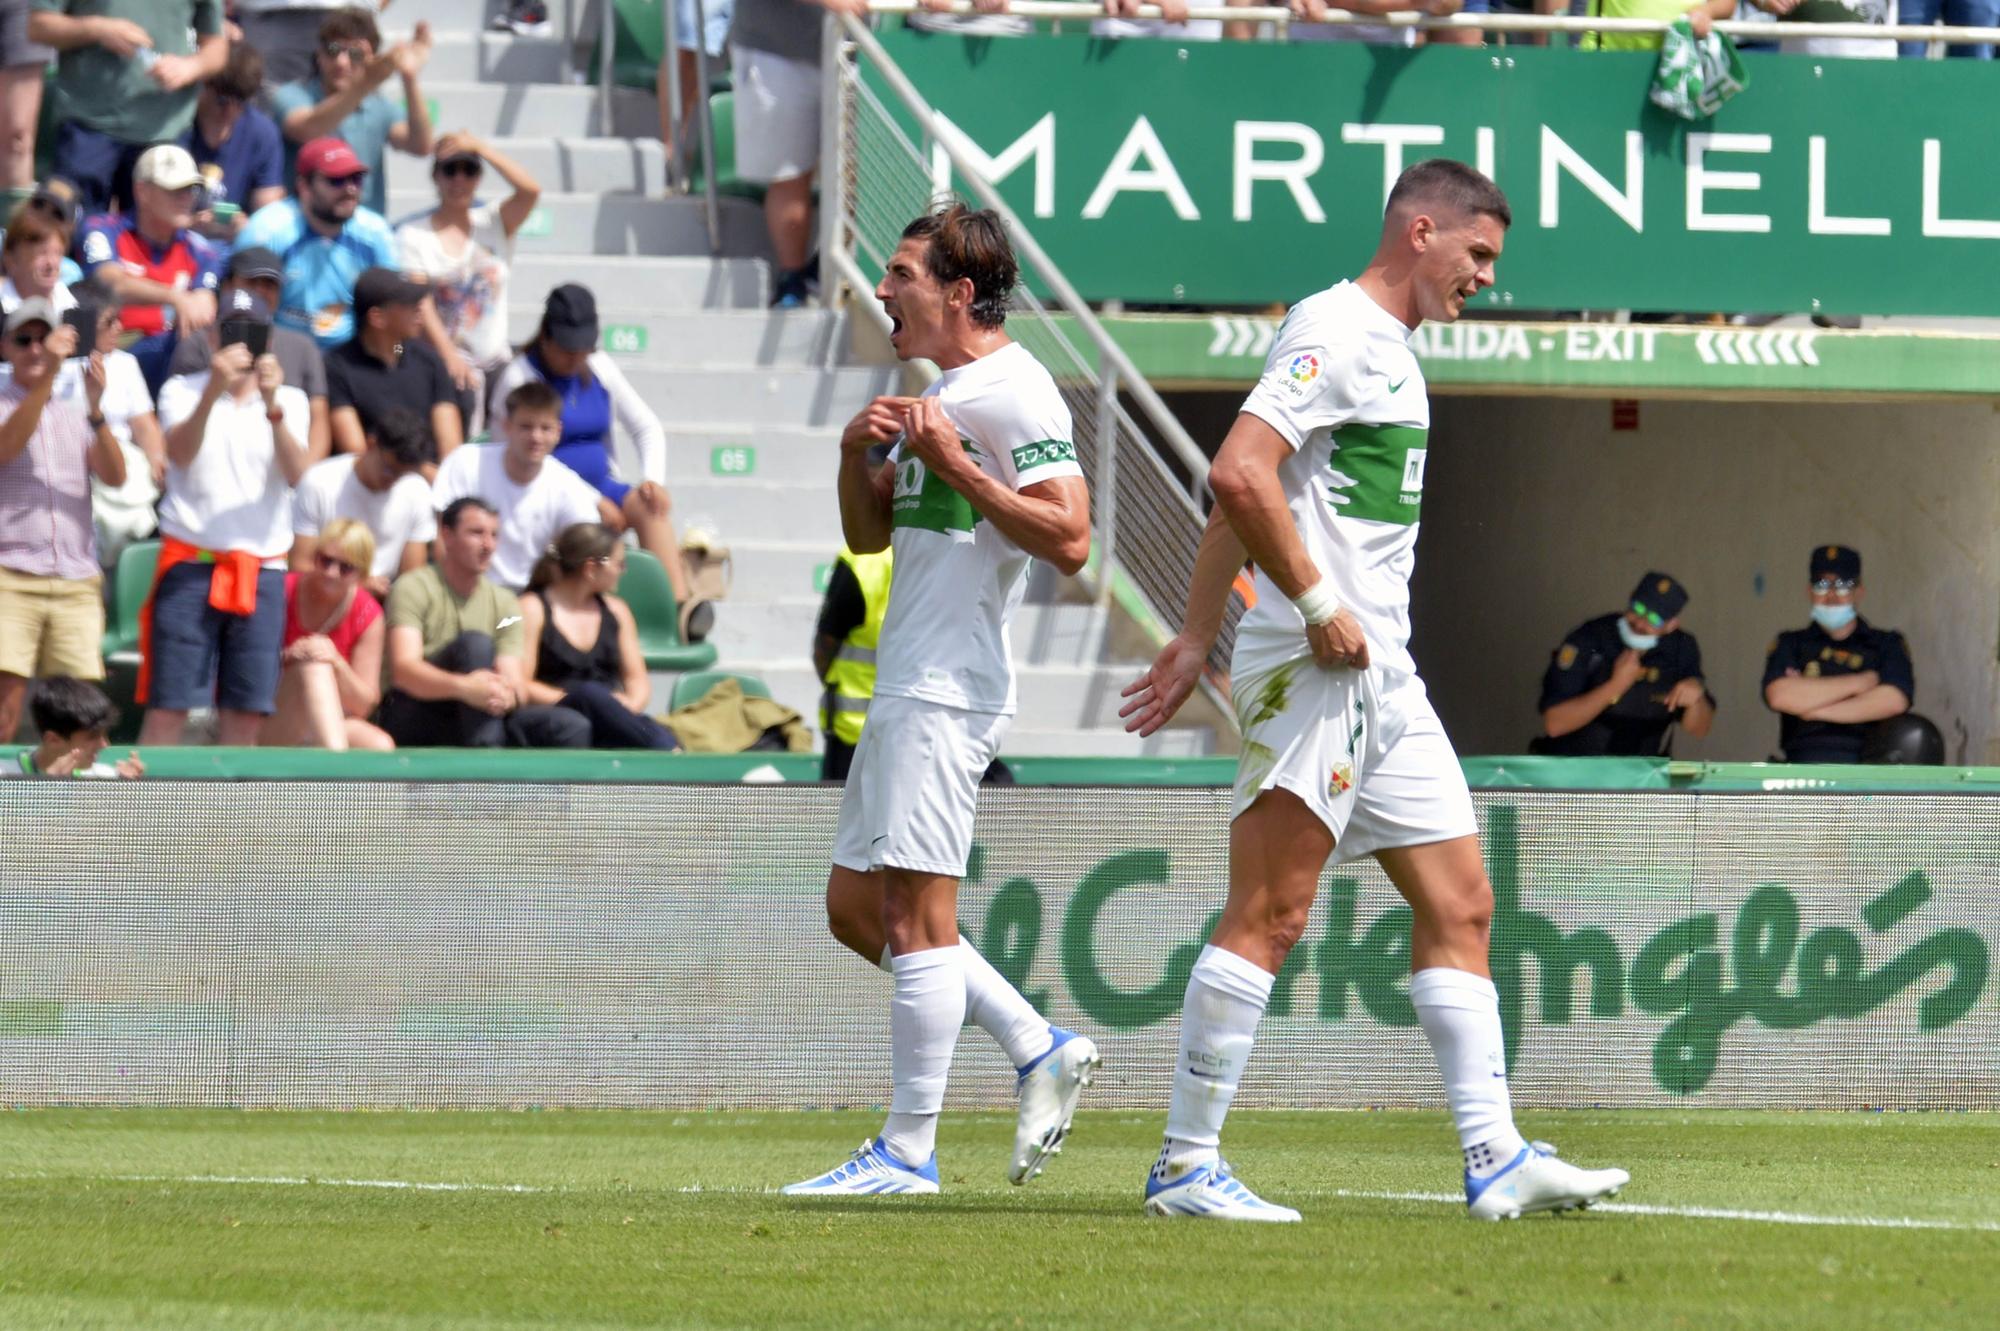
[
  {"xmin": 1812, "ymin": 578, "xmax": 1859, "ymax": 594},
  {"xmin": 321, "ymin": 40, "xmax": 371, "ymax": 61},
  {"xmin": 9, "ymin": 329, "xmax": 47, "ymax": 347},
  {"xmin": 314, "ymin": 552, "xmax": 360, "ymax": 576},
  {"xmin": 319, "ymin": 173, "xmax": 366, "ymax": 191},
  {"xmin": 437, "ymin": 159, "xmax": 482, "ymax": 179}
]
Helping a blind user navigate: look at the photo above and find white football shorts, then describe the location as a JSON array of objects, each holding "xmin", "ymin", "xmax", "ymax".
[
  {"xmin": 1230, "ymin": 656, "xmax": 1477, "ymax": 862},
  {"xmin": 830, "ymin": 693, "xmax": 1011, "ymax": 878}
]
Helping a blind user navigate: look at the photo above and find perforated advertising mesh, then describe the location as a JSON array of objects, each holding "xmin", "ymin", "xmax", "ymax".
[
  {"xmin": 1, "ymin": 782, "xmax": 1992, "ymax": 1110},
  {"xmin": 839, "ymin": 51, "xmax": 1235, "ymax": 668}
]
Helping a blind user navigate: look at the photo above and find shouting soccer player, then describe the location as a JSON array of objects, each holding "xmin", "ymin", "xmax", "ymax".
[
  {"xmin": 1120, "ymin": 161, "xmax": 1629, "ymax": 1222},
  {"xmin": 783, "ymin": 202, "xmax": 1099, "ymax": 1198}
]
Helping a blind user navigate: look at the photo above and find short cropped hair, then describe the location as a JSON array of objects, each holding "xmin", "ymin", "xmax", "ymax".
[
  {"xmin": 210, "ymin": 42, "xmax": 264, "ymax": 102},
  {"xmin": 901, "ymin": 200, "xmax": 1017, "ymax": 330},
  {"xmin": 369, "ymin": 408, "xmax": 435, "ymax": 470},
  {"xmin": 319, "ymin": 6, "xmax": 382, "ymax": 50},
  {"xmin": 317, "ymin": 516, "xmax": 377, "ymax": 576},
  {"xmin": 29, "ymin": 676, "xmax": 118, "ymax": 737},
  {"xmin": 1386, "ymin": 159, "xmax": 1512, "ymax": 230},
  {"xmin": 440, "ymin": 496, "xmax": 498, "ymax": 530},
  {"xmin": 505, "ymin": 380, "xmax": 562, "ymax": 419}
]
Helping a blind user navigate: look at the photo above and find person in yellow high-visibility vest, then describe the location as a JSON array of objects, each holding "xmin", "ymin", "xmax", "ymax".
[{"xmin": 812, "ymin": 544, "xmax": 892, "ymax": 781}]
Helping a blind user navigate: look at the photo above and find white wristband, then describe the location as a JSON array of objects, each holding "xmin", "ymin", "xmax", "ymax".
[{"xmin": 1291, "ymin": 578, "xmax": 1341, "ymax": 627}]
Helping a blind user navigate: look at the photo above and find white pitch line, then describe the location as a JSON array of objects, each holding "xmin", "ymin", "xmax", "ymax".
[
  {"xmin": 105, "ymin": 1173, "xmax": 555, "ymax": 1194},
  {"xmin": 1331, "ymin": 1188, "xmax": 2000, "ymax": 1233}
]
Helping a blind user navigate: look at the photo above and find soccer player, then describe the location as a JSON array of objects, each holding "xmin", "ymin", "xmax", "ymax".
[
  {"xmin": 1119, "ymin": 160, "xmax": 1629, "ymax": 1223},
  {"xmin": 783, "ymin": 202, "xmax": 1099, "ymax": 1198}
]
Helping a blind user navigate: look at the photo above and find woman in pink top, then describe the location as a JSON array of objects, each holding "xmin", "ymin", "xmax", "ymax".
[{"xmin": 264, "ymin": 517, "xmax": 392, "ymax": 751}]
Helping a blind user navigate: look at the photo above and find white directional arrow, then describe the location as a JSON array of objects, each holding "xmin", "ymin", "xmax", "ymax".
[
  {"xmin": 1798, "ymin": 332, "xmax": 1820, "ymax": 366},
  {"xmin": 1230, "ymin": 318, "xmax": 1255, "ymax": 356},
  {"xmin": 1773, "ymin": 331, "xmax": 1801, "ymax": 365},
  {"xmin": 1714, "ymin": 332, "xmax": 1741, "ymax": 366},
  {"xmin": 1695, "ymin": 330, "xmax": 1717, "ymax": 364},
  {"xmin": 1754, "ymin": 330, "xmax": 1782, "ymax": 365},
  {"xmin": 1207, "ymin": 316, "xmax": 1232, "ymax": 357},
  {"xmin": 1250, "ymin": 321, "xmax": 1276, "ymax": 357}
]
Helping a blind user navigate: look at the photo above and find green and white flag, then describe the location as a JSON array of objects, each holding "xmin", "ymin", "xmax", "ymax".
[{"xmin": 1650, "ymin": 18, "xmax": 1750, "ymax": 121}]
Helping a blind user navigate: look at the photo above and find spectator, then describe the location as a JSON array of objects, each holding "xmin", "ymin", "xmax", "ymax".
[
  {"xmin": 0, "ymin": 297, "xmax": 122, "ymax": 740},
  {"xmin": 49, "ymin": 290, "xmax": 164, "ymax": 572},
  {"xmin": 395, "ymin": 132, "xmax": 540, "ymax": 435},
  {"xmin": 6, "ymin": 675, "xmax": 142, "ymax": 777},
  {"xmin": 906, "ymin": 0, "xmax": 1033, "ymax": 35},
  {"xmin": 141, "ymin": 288, "xmax": 311, "ymax": 746},
  {"xmin": 431, "ymin": 380, "xmax": 609, "ymax": 592},
  {"xmin": 1762, "ymin": 545, "xmax": 1914, "ymax": 764},
  {"xmin": 519, "ymin": 522, "xmax": 679, "ymax": 750},
  {"xmin": 489, "ymin": 285, "xmax": 698, "ymax": 617},
  {"xmin": 490, "ymin": 0, "xmax": 553, "ymax": 36},
  {"xmin": 812, "ymin": 541, "xmax": 891, "ymax": 781},
  {"xmin": 657, "ymin": 0, "xmax": 733, "ymax": 135},
  {"xmin": 9, "ymin": 181, "xmax": 88, "ymax": 289},
  {"xmin": 271, "ymin": 7, "xmax": 435, "ymax": 219},
  {"xmin": 1288, "ymin": 0, "xmax": 1461, "ymax": 49},
  {"xmin": 325, "ymin": 266, "xmax": 462, "ymax": 464},
  {"xmin": 377, "ymin": 494, "xmax": 588, "ymax": 749},
  {"xmin": 77, "ymin": 143, "xmax": 224, "ymax": 396},
  {"xmin": 1579, "ymin": 0, "xmax": 1774, "ymax": 48},
  {"xmin": 235, "ymin": 136, "xmax": 400, "ymax": 354},
  {"xmin": 290, "ymin": 406, "xmax": 434, "ymax": 600},
  {"xmin": 235, "ymin": 0, "xmax": 384, "ymax": 88},
  {"xmin": 0, "ymin": 203, "xmax": 77, "ymax": 316},
  {"xmin": 1899, "ymin": 0, "xmax": 1997, "ymax": 57},
  {"xmin": 1777, "ymin": 0, "xmax": 1893, "ymax": 56},
  {"xmin": 181, "ymin": 43, "xmax": 288, "ymax": 242},
  {"xmin": 169, "ymin": 245, "xmax": 333, "ymax": 462},
  {"xmin": 265, "ymin": 514, "xmax": 391, "ymax": 751},
  {"xmin": 27, "ymin": 0, "xmax": 227, "ymax": 216},
  {"xmin": 0, "ymin": 1, "xmax": 53, "ymax": 210},
  {"xmin": 1533, "ymin": 571, "xmax": 1715, "ymax": 758},
  {"xmin": 729, "ymin": 0, "xmax": 853, "ymax": 308},
  {"xmin": 1093, "ymin": 0, "xmax": 1225, "ymax": 38}
]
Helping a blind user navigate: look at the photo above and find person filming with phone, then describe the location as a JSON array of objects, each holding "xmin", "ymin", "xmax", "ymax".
[
  {"xmin": 0, "ymin": 296, "xmax": 125, "ymax": 743},
  {"xmin": 140, "ymin": 286, "xmax": 310, "ymax": 747}
]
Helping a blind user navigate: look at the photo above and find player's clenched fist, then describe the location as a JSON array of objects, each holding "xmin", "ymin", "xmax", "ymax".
[
  {"xmin": 1307, "ymin": 608, "xmax": 1370, "ymax": 670},
  {"xmin": 840, "ymin": 395, "xmax": 915, "ymax": 455}
]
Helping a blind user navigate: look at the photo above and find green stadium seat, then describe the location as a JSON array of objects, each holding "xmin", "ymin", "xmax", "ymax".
[
  {"xmin": 588, "ymin": 0, "xmax": 666, "ymax": 91},
  {"xmin": 101, "ymin": 539, "xmax": 159, "ymax": 665},
  {"xmin": 687, "ymin": 91, "xmax": 770, "ymax": 203},
  {"xmin": 667, "ymin": 669, "xmax": 771, "ymax": 713},
  {"xmin": 618, "ymin": 548, "xmax": 718, "ymax": 672}
]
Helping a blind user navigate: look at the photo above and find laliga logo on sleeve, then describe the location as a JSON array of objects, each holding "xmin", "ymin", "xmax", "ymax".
[{"xmin": 1282, "ymin": 352, "xmax": 1322, "ymax": 397}]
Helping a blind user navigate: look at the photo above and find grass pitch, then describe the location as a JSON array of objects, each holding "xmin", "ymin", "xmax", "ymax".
[{"xmin": 1, "ymin": 1108, "xmax": 1994, "ymax": 1330}]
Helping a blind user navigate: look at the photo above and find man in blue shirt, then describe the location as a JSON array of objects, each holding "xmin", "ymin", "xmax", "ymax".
[
  {"xmin": 270, "ymin": 6, "xmax": 433, "ymax": 217},
  {"xmin": 235, "ymin": 137, "xmax": 400, "ymax": 352},
  {"xmin": 181, "ymin": 43, "xmax": 287, "ymax": 243}
]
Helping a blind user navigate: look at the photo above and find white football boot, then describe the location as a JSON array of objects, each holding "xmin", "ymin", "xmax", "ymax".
[
  {"xmin": 781, "ymin": 1138, "xmax": 940, "ymax": 1197},
  {"xmin": 1008, "ymin": 1027, "xmax": 1100, "ymax": 1185},
  {"xmin": 1465, "ymin": 1141, "xmax": 1629, "ymax": 1221},
  {"xmin": 1145, "ymin": 1156, "xmax": 1302, "ymax": 1223}
]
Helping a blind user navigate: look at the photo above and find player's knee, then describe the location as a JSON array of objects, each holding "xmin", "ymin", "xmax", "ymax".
[
  {"xmin": 1439, "ymin": 875, "xmax": 1494, "ymax": 944},
  {"xmin": 1263, "ymin": 899, "xmax": 1314, "ymax": 960}
]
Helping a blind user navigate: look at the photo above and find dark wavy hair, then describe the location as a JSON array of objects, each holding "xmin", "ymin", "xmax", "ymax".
[{"xmin": 901, "ymin": 200, "xmax": 1017, "ymax": 330}]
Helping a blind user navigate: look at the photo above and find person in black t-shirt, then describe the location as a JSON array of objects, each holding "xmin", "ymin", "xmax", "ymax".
[
  {"xmin": 1535, "ymin": 571, "xmax": 1715, "ymax": 757},
  {"xmin": 1762, "ymin": 544, "xmax": 1914, "ymax": 763},
  {"xmin": 323, "ymin": 266, "xmax": 462, "ymax": 471}
]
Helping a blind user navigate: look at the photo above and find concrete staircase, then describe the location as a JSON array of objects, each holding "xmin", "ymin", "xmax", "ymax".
[{"xmin": 386, "ymin": 1, "xmax": 1215, "ymax": 758}]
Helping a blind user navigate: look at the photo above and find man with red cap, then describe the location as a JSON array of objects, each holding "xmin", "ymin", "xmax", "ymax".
[{"xmin": 235, "ymin": 136, "xmax": 400, "ymax": 354}]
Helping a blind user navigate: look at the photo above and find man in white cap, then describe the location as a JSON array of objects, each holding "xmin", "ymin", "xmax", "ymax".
[{"xmin": 76, "ymin": 142, "xmax": 223, "ymax": 394}]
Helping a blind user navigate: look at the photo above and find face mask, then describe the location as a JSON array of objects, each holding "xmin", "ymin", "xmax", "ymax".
[
  {"xmin": 1616, "ymin": 618, "xmax": 1659, "ymax": 653},
  {"xmin": 1811, "ymin": 603, "xmax": 1857, "ymax": 631}
]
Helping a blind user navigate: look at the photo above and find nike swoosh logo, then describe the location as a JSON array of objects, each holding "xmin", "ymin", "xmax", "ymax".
[
  {"xmin": 871, "ymin": 835, "xmax": 889, "ymax": 846},
  {"xmin": 497, "ymin": 616, "xmax": 521, "ymax": 630},
  {"xmin": 1388, "ymin": 376, "xmax": 1409, "ymax": 393},
  {"xmin": 1187, "ymin": 1067, "xmax": 1223, "ymax": 1079}
]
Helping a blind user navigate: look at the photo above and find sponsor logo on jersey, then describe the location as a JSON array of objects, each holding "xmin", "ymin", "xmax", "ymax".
[
  {"xmin": 1011, "ymin": 438, "xmax": 1077, "ymax": 471},
  {"xmin": 1281, "ymin": 351, "xmax": 1322, "ymax": 397}
]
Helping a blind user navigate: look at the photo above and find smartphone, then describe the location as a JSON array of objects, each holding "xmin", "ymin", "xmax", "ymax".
[
  {"xmin": 60, "ymin": 303, "xmax": 96, "ymax": 358},
  {"xmin": 218, "ymin": 318, "xmax": 270, "ymax": 358}
]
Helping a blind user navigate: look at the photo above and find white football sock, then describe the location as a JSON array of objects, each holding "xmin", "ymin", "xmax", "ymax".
[
  {"xmin": 880, "ymin": 946, "xmax": 965, "ymax": 1165},
  {"xmin": 881, "ymin": 943, "xmax": 1050, "ymax": 1067},
  {"xmin": 1160, "ymin": 944, "xmax": 1274, "ymax": 1173},
  {"xmin": 960, "ymin": 942, "xmax": 1053, "ymax": 1069},
  {"xmin": 1409, "ymin": 967, "xmax": 1528, "ymax": 1171}
]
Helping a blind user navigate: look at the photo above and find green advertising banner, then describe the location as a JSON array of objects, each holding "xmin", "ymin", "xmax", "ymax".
[
  {"xmin": 876, "ymin": 31, "xmax": 2000, "ymax": 317},
  {"xmin": 4, "ymin": 782, "xmax": 1991, "ymax": 1110}
]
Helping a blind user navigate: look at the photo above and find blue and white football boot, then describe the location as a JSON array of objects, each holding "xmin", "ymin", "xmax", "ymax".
[
  {"xmin": 1145, "ymin": 1156, "xmax": 1302, "ymax": 1223},
  {"xmin": 1465, "ymin": 1141, "xmax": 1628, "ymax": 1221},
  {"xmin": 780, "ymin": 1138, "xmax": 940, "ymax": 1197},
  {"xmin": 1009, "ymin": 1027, "xmax": 1101, "ymax": 1185}
]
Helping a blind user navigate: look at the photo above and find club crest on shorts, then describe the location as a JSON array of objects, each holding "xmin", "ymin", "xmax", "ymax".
[{"xmin": 1329, "ymin": 760, "xmax": 1354, "ymax": 797}]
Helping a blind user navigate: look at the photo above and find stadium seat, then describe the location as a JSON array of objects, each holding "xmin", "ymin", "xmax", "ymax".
[
  {"xmin": 667, "ymin": 669, "xmax": 772, "ymax": 712},
  {"xmin": 101, "ymin": 539, "xmax": 159, "ymax": 666},
  {"xmin": 686, "ymin": 91, "xmax": 769, "ymax": 202},
  {"xmin": 618, "ymin": 548, "xmax": 718, "ymax": 672}
]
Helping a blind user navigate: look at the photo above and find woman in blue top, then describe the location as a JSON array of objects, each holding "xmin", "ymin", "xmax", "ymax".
[{"xmin": 490, "ymin": 283, "xmax": 708, "ymax": 638}]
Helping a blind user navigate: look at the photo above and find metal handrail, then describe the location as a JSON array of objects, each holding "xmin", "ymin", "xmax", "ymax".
[
  {"xmin": 836, "ymin": 13, "xmax": 1212, "ymax": 492},
  {"xmin": 863, "ymin": 0, "xmax": 2000, "ymax": 44}
]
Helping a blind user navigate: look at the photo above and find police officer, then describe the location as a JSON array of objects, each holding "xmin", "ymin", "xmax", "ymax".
[
  {"xmin": 1535, "ymin": 571, "xmax": 1714, "ymax": 756},
  {"xmin": 812, "ymin": 543, "xmax": 894, "ymax": 782},
  {"xmin": 1762, "ymin": 545, "xmax": 1914, "ymax": 763}
]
